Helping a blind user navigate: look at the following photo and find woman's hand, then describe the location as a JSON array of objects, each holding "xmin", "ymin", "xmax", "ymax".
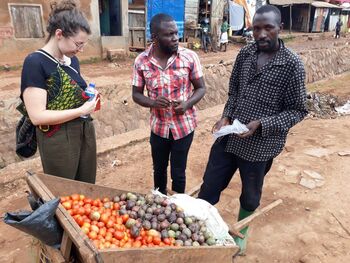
[{"xmin": 79, "ymin": 96, "xmax": 100, "ymax": 115}]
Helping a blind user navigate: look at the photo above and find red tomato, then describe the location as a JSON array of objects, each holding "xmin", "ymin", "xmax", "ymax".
[
  {"xmin": 90, "ymin": 225, "xmax": 100, "ymax": 233},
  {"xmin": 113, "ymin": 203, "xmax": 120, "ymax": 211},
  {"xmin": 84, "ymin": 207, "xmax": 92, "ymax": 216},
  {"xmin": 97, "ymin": 222, "xmax": 105, "ymax": 228},
  {"xmin": 62, "ymin": 201, "xmax": 72, "ymax": 210},
  {"xmin": 163, "ymin": 238, "xmax": 171, "ymax": 246},
  {"xmin": 146, "ymin": 236, "xmax": 153, "ymax": 244},
  {"xmin": 79, "ymin": 194, "xmax": 85, "ymax": 201},
  {"xmin": 116, "ymin": 217, "xmax": 123, "ymax": 225},
  {"xmin": 111, "ymin": 210, "xmax": 118, "ymax": 216},
  {"xmin": 78, "ymin": 207, "xmax": 85, "ymax": 216},
  {"xmin": 71, "ymin": 194, "xmax": 80, "ymax": 201},
  {"xmin": 102, "ymin": 197, "xmax": 110, "ymax": 203},
  {"xmin": 76, "ymin": 216, "xmax": 84, "ymax": 227},
  {"xmin": 105, "ymin": 232, "xmax": 113, "ymax": 242},
  {"xmin": 100, "ymin": 213, "xmax": 109, "ymax": 224},
  {"xmin": 81, "ymin": 226, "xmax": 90, "ymax": 235},
  {"xmin": 133, "ymin": 240, "xmax": 142, "ymax": 248},
  {"xmin": 113, "ymin": 240, "xmax": 120, "ymax": 247},
  {"xmin": 60, "ymin": 196, "xmax": 69, "ymax": 203},
  {"xmin": 84, "ymin": 198, "xmax": 92, "ymax": 205},
  {"xmin": 107, "ymin": 228, "xmax": 115, "ymax": 234},
  {"xmin": 88, "ymin": 231, "xmax": 98, "ymax": 240},
  {"xmin": 113, "ymin": 231, "xmax": 124, "ymax": 241},
  {"xmin": 99, "ymin": 227, "xmax": 107, "ymax": 238},
  {"xmin": 153, "ymin": 237, "xmax": 161, "ymax": 246},
  {"xmin": 106, "ymin": 220, "xmax": 115, "ymax": 229},
  {"xmin": 121, "ymin": 214, "xmax": 129, "ymax": 224},
  {"xmin": 140, "ymin": 230, "xmax": 146, "ymax": 237},
  {"xmin": 123, "ymin": 242, "xmax": 132, "ymax": 248},
  {"xmin": 82, "ymin": 222, "xmax": 91, "ymax": 229}
]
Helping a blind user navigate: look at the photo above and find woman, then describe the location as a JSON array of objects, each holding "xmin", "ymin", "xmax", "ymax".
[
  {"xmin": 220, "ymin": 16, "xmax": 229, "ymax": 52},
  {"xmin": 20, "ymin": 0, "xmax": 99, "ymax": 183}
]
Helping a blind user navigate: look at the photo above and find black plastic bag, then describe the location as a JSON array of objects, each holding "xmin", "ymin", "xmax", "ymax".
[
  {"xmin": 3, "ymin": 197, "xmax": 63, "ymax": 248},
  {"xmin": 15, "ymin": 115, "xmax": 37, "ymax": 158}
]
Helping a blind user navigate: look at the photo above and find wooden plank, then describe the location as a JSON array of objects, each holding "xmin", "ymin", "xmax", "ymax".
[
  {"xmin": 60, "ymin": 231, "xmax": 72, "ymax": 262},
  {"xmin": 10, "ymin": 5, "xmax": 43, "ymax": 38},
  {"xmin": 43, "ymin": 244, "xmax": 66, "ymax": 263},
  {"xmin": 233, "ymin": 199, "xmax": 283, "ymax": 231},
  {"xmin": 128, "ymin": 27, "xmax": 146, "ymax": 30},
  {"xmin": 99, "ymin": 245, "xmax": 238, "ymax": 263},
  {"xmin": 35, "ymin": 173, "xmax": 129, "ymax": 199},
  {"xmin": 32, "ymin": 176, "xmax": 100, "ymax": 263}
]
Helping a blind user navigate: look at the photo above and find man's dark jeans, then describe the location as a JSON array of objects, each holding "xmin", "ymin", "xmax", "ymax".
[
  {"xmin": 150, "ymin": 131, "xmax": 194, "ymax": 194},
  {"xmin": 198, "ymin": 136, "xmax": 273, "ymax": 211}
]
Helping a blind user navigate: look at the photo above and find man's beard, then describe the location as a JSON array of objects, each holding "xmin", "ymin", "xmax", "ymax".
[{"xmin": 159, "ymin": 41, "xmax": 177, "ymax": 55}]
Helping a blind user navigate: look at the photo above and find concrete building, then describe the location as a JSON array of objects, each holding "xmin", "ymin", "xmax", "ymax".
[{"xmin": 0, "ymin": 0, "xmax": 129, "ymax": 65}]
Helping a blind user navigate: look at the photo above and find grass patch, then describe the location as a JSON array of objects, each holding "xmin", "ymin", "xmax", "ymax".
[
  {"xmin": 281, "ymin": 34, "xmax": 296, "ymax": 43},
  {"xmin": 80, "ymin": 57, "xmax": 102, "ymax": 65},
  {"xmin": 307, "ymin": 72, "xmax": 350, "ymax": 92},
  {"xmin": 0, "ymin": 64, "xmax": 22, "ymax": 72}
]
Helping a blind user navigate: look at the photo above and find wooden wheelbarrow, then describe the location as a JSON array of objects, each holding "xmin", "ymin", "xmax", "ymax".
[{"xmin": 26, "ymin": 172, "xmax": 281, "ymax": 263}]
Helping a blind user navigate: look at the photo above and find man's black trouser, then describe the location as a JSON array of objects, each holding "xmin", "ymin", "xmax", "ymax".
[
  {"xmin": 150, "ymin": 131, "xmax": 194, "ymax": 194},
  {"xmin": 198, "ymin": 136, "xmax": 273, "ymax": 211}
]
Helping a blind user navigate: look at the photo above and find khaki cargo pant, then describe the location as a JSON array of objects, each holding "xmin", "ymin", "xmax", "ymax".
[{"xmin": 36, "ymin": 118, "xmax": 96, "ymax": 184}]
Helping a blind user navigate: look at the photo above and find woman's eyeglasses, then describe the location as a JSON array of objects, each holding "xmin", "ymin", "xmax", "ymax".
[{"xmin": 68, "ymin": 37, "xmax": 88, "ymax": 50}]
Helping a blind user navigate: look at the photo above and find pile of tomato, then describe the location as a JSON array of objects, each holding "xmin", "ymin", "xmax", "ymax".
[{"xmin": 60, "ymin": 194, "xmax": 177, "ymax": 250}]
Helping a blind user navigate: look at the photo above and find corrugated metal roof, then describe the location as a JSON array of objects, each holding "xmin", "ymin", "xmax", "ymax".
[
  {"xmin": 312, "ymin": 1, "xmax": 342, "ymax": 8},
  {"xmin": 269, "ymin": 0, "xmax": 313, "ymax": 5}
]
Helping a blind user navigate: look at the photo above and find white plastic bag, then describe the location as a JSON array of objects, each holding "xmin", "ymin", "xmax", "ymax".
[
  {"xmin": 213, "ymin": 119, "xmax": 249, "ymax": 139},
  {"xmin": 335, "ymin": 100, "xmax": 350, "ymax": 115},
  {"xmin": 152, "ymin": 190, "xmax": 235, "ymax": 246}
]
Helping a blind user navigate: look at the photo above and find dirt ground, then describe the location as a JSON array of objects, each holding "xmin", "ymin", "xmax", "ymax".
[{"xmin": 1, "ymin": 35, "xmax": 350, "ymax": 263}]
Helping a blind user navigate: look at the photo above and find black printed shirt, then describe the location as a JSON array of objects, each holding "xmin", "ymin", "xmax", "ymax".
[{"xmin": 222, "ymin": 40, "xmax": 308, "ymax": 161}]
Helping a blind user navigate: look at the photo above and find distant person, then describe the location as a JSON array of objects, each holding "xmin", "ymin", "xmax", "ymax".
[
  {"xmin": 220, "ymin": 16, "xmax": 229, "ymax": 52},
  {"xmin": 132, "ymin": 14, "xmax": 206, "ymax": 195},
  {"xmin": 200, "ymin": 18, "xmax": 216, "ymax": 53},
  {"xmin": 19, "ymin": 0, "xmax": 99, "ymax": 183},
  {"xmin": 335, "ymin": 18, "xmax": 343, "ymax": 39},
  {"xmin": 198, "ymin": 5, "xmax": 307, "ymax": 254}
]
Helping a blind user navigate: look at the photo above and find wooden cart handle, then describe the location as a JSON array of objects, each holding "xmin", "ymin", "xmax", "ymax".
[
  {"xmin": 233, "ymin": 199, "xmax": 283, "ymax": 231},
  {"xmin": 186, "ymin": 184, "xmax": 283, "ymax": 239}
]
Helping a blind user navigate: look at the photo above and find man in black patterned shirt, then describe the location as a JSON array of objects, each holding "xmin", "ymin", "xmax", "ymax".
[{"xmin": 198, "ymin": 5, "xmax": 307, "ymax": 254}]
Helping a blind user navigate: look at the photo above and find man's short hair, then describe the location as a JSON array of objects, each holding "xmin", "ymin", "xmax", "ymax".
[
  {"xmin": 255, "ymin": 5, "xmax": 282, "ymax": 25},
  {"xmin": 150, "ymin": 13, "xmax": 174, "ymax": 35}
]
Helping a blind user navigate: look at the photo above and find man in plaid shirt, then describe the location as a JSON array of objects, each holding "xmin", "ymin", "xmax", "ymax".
[
  {"xmin": 198, "ymin": 5, "xmax": 307, "ymax": 254},
  {"xmin": 132, "ymin": 13, "xmax": 206, "ymax": 195}
]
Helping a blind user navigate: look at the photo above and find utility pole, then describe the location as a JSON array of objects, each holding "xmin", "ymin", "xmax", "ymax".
[{"xmin": 289, "ymin": 4, "xmax": 293, "ymax": 34}]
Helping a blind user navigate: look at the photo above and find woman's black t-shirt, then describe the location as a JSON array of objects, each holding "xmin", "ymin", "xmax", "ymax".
[{"xmin": 20, "ymin": 49, "xmax": 88, "ymax": 110}]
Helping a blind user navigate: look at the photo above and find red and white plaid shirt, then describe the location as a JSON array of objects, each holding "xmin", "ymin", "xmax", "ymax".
[{"xmin": 132, "ymin": 45, "xmax": 203, "ymax": 140}]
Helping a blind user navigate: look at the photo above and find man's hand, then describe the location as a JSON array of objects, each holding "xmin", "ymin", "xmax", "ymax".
[
  {"xmin": 238, "ymin": 120, "xmax": 261, "ymax": 138},
  {"xmin": 152, "ymin": 96, "xmax": 171, "ymax": 108},
  {"xmin": 212, "ymin": 117, "xmax": 231, "ymax": 133},
  {"xmin": 173, "ymin": 100, "xmax": 189, "ymax": 115}
]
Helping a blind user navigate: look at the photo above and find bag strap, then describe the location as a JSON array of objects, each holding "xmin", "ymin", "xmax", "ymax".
[{"xmin": 35, "ymin": 50, "xmax": 78, "ymax": 75}]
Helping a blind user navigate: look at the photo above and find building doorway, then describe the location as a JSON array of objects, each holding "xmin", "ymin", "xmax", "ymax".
[{"xmin": 99, "ymin": 0, "xmax": 122, "ymax": 36}]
